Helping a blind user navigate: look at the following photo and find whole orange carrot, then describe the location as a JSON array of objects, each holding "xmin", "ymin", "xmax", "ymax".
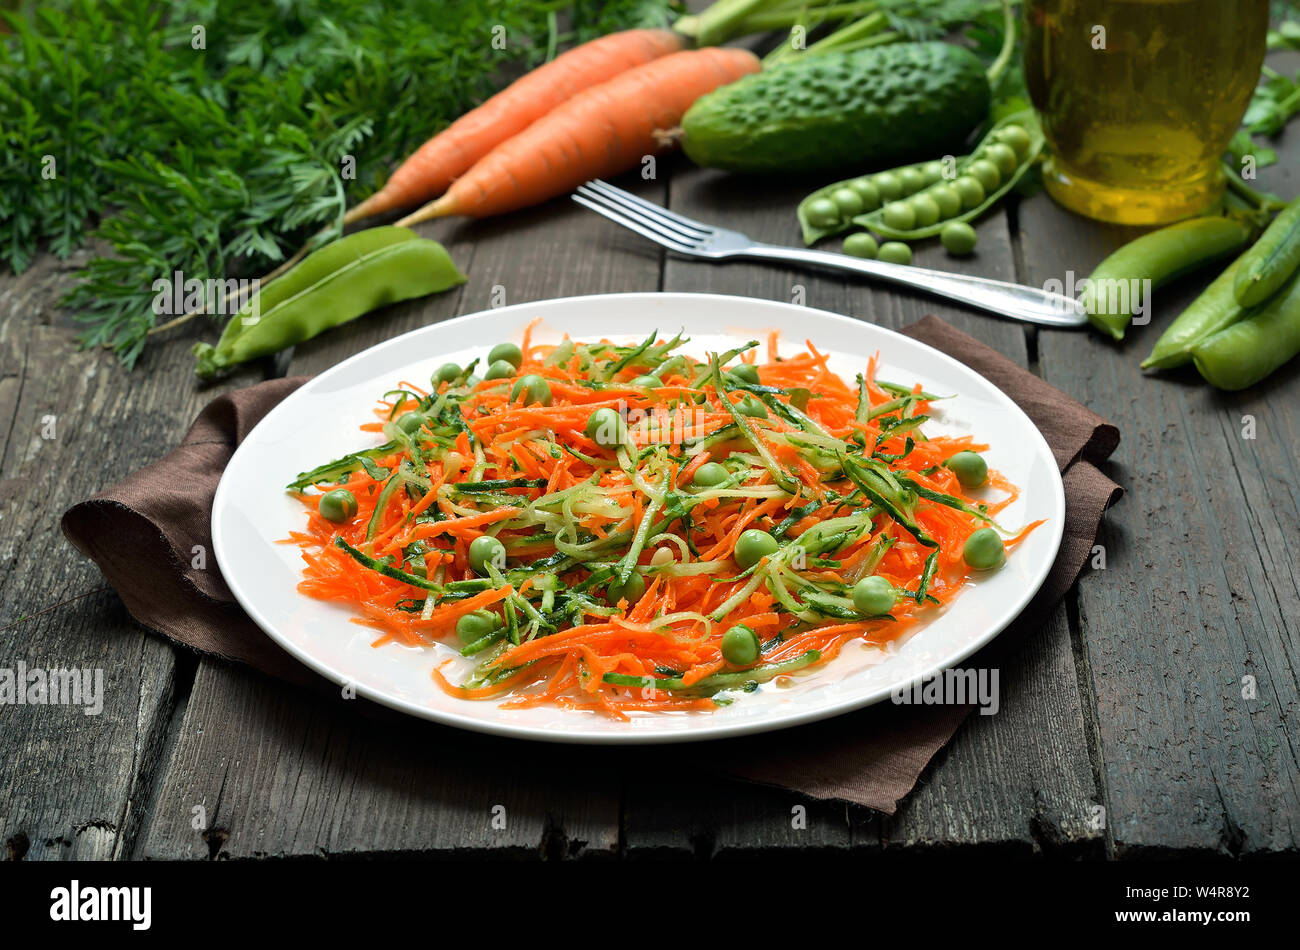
[
  {"xmin": 344, "ymin": 29, "xmax": 685, "ymax": 225},
  {"xmin": 395, "ymin": 47, "xmax": 761, "ymax": 224}
]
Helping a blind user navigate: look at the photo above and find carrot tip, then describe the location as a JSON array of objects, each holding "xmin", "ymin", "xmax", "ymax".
[{"xmin": 395, "ymin": 195, "xmax": 452, "ymax": 227}]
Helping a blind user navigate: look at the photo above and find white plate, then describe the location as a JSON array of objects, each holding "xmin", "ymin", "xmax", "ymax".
[{"xmin": 213, "ymin": 293, "xmax": 1064, "ymax": 744}]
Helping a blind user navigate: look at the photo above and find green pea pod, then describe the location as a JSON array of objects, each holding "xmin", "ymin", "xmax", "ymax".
[
  {"xmin": 796, "ymin": 156, "xmax": 955, "ymax": 246},
  {"xmin": 1141, "ymin": 257, "xmax": 1250, "ymax": 370},
  {"xmin": 205, "ymin": 226, "xmax": 419, "ymax": 360},
  {"xmin": 1083, "ymin": 216, "xmax": 1252, "ymax": 341},
  {"xmin": 853, "ymin": 111, "xmax": 1045, "ymax": 240},
  {"xmin": 194, "ymin": 229, "xmax": 465, "ymax": 379},
  {"xmin": 1233, "ymin": 194, "xmax": 1300, "ymax": 307},
  {"xmin": 1192, "ymin": 270, "xmax": 1300, "ymax": 390}
]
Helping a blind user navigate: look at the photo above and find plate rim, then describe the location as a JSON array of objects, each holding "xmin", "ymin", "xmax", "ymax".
[{"xmin": 213, "ymin": 291, "xmax": 1066, "ymax": 744}]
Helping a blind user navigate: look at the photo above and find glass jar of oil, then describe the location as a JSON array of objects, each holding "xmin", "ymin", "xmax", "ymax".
[{"xmin": 1023, "ymin": 0, "xmax": 1269, "ymax": 225}]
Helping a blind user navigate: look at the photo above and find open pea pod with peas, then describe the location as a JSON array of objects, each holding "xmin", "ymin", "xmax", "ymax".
[
  {"xmin": 851, "ymin": 112, "xmax": 1043, "ymax": 242},
  {"xmin": 797, "ymin": 156, "xmax": 959, "ymax": 246},
  {"xmin": 795, "ymin": 111, "xmax": 1042, "ymax": 249}
]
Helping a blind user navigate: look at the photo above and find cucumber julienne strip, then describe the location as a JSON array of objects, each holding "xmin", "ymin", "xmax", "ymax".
[
  {"xmin": 288, "ymin": 441, "xmax": 401, "ymax": 490},
  {"xmin": 840, "ymin": 454, "xmax": 937, "ymax": 550},
  {"xmin": 335, "ymin": 537, "xmax": 443, "ymax": 592},
  {"xmin": 709, "ymin": 353, "xmax": 800, "ymax": 495},
  {"xmin": 365, "ymin": 474, "xmax": 402, "ymax": 542}
]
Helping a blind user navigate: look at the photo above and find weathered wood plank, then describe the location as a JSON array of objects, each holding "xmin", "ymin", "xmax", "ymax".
[
  {"xmin": 139, "ymin": 662, "xmax": 622, "ymax": 859},
  {"xmin": 140, "ymin": 176, "xmax": 670, "ymax": 859},
  {"xmin": 1020, "ymin": 118, "xmax": 1300, "ymax": 855},
  {"xmin": 885, "ymin": 605, "xmax": 1104, "ymax": 855},
  {"xmin": 623, "ymin": 160, "xmax": 1099, "ymax": 853},
  {"xmin": 0, "ymin": 250, "xmax": 263, "ymax": 860},
  {"xmin": 621, "ymin": 765, "xmax": 863, "ymax": 859}
]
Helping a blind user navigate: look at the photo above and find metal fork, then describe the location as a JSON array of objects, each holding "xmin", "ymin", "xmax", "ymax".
[{"xmin": 573, "ymin": 180, "xmax": 1087, "ymax": 328}]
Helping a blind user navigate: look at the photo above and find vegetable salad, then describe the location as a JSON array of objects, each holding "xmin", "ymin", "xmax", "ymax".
[{"xmin": 286, "ymin": 326, "xmax": 1040, "ymax": 718}]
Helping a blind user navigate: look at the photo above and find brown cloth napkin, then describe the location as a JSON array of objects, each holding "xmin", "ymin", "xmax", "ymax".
[{"xmin": 62, "ymin": 316, "xmax": 1121, "ymax": 814}]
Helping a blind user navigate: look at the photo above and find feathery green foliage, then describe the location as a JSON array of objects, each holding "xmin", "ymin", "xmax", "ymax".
[{"xmin": 0, "ymin": 0, "xmax": 676, "ymax": 365}]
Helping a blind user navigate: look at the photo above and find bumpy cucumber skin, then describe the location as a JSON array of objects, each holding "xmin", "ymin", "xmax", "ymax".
[{"xmin": 681, "ymin": 43, "xmax": 991, "ymax": 174}]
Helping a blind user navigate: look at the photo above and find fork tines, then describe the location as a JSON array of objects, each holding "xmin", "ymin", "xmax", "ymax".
[{"xmin": 573, "ymin": 180, "xmax": 711, "ymax": 254}]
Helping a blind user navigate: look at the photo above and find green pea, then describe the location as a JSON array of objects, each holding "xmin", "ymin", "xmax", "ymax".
[
  {"xmin": 806, "ymin": 197, "xmax": 840, "ymax": 228},
  {"xmin": 488, "ymin": 342, "xmax": 523, "ymax": 369},
  {"xmin": 945, "ymin": 449, "xmax": 988, "ymax": 486},
  {"xmin": 693, "ymin": 461, "xmax": 730, "ymax": 487},
  {"xmin": 396, "ymin": 410, "xmax": 426, "ymax": 434},
  {"xmin": 456, "ymin": 610, "xmax": 498, "ymax": 646},
  {"xmin": 852, "ymin": 575, "xmax": 897, "ymax": 616},
  {"xmin": 874, "ymin": 172, "xmax": 903, "ymax": 201},
  {"xmin": 898, "ymin": 167, "xmax": 926, "ymax": 196},
  {"xmin": 485, "ymin": 359, "xmax": 515, "ymax": 381},
  {"xmin": 728, "ymin": 362, "xmax": 760, "ymax": 385},
  {"xmin": 983, "ymin": 142, "xmax": 1019, "ymax": 176},
  {"xmin": 721, "ymin": 624, "xmax": 761, "ymax": 667},
  {"xmin": 735, "ymin": 393, "xmax": 768, "ymax": 418},
  {"xmin": 843, "ymin": 232, "xmax": 879, "ymax": 259},
  {"xmin": 929, "ymin": 184, "xmax": 962, "ymax": 219},
  {"xmin": 434, "ymin": 362, "xmax": 461, "ymax": 384},
  {"xmin": 996, "ymin": 124, "xmax": 1033, "ymax": 158},
  {"xmin": 468, "ymin": 535, "xmax": 506, "ymax": 576},
  {"xmin": 878, "ymin": 242, "xmax": 912, "ymax": 266},
  {"xmin": 953, "ymin": 176, "xmax": 986, "ymax": 209},
  {"xmin": 909, "ymin": 194, "xmax": 941, "ymax": 227},
  {"xmin": 734, "ymin": 529, "xmax": 778, "ymax": 569},
  {"xmin": 967, "ymin": 159, "xmax": 1001, "ymax": 192},
  {"xmin": 586, "ymin": 407, "xmax": 625, "ymax": 448},
  {"xmin": 608, "ymin": 571, "xmax": 646, "ymax": 605},
  {"xmin": 510, "ymin": 373, "xmax": 552, "ymax": 405},
  {"xmin": 849, "ymin": 177, "xmax": 881, "ymax": 211},
  {"xmin": 882, "ymin": 201, "xmax": 916, "ymax": 231},
  {"xmin": 318, "ymin": 489, "xmax": 357, "ymax": 523},
  {"xmin": 940, "ymin": 222, "xmax": 979, "ymax": 257},
  {"xmin": 921, "ymin": 160, "xmax": 945, "ymax": 184},
  {"xmin": 831, "ymin": 187, "xmax": 865, "ymax": 217},
  {"xmin": 963, "ymin": 527, "xmax": 1005, "ymax": 570},
  {"xmin": 630, "ymin": 374, "xmax": 662, "ymax": 389}
]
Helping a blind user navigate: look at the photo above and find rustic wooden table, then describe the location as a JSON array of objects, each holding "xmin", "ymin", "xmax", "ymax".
[{"xmin": 3, "ymin": 70, "xmax": 1297, "ymax": 860}]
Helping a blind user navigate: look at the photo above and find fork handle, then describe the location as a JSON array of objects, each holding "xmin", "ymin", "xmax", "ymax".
[{"xmin": 743, "ymin": 243, "xmax": 1087, "ymax": 329}]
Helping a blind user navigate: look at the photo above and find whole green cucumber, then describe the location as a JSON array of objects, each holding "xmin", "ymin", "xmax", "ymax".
[
  {"xmin": 1193, "ymin": 270, "xmax": 1300, "ymax": 391},
  {"xmin": 1233, "ymin": 194, "xmax": 1300, "ymax": 307},
  {"xmin": 1141, "ymin": 257, "xmax": 1248, "ymax": 370},
  {"xmin": 681, "ymin": 42, "xmax": 990, "ymax": 174}
]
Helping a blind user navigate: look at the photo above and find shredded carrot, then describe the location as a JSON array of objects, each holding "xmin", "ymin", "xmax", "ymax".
[{"xmin": 286, "ymin": 332, "xmax": 1044, "ymax": 718}]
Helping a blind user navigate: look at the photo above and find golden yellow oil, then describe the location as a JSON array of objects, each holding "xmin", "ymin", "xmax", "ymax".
[{"xmin": 1023, "ymin": 0, "xmax": 1269, "ymax": 224}]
